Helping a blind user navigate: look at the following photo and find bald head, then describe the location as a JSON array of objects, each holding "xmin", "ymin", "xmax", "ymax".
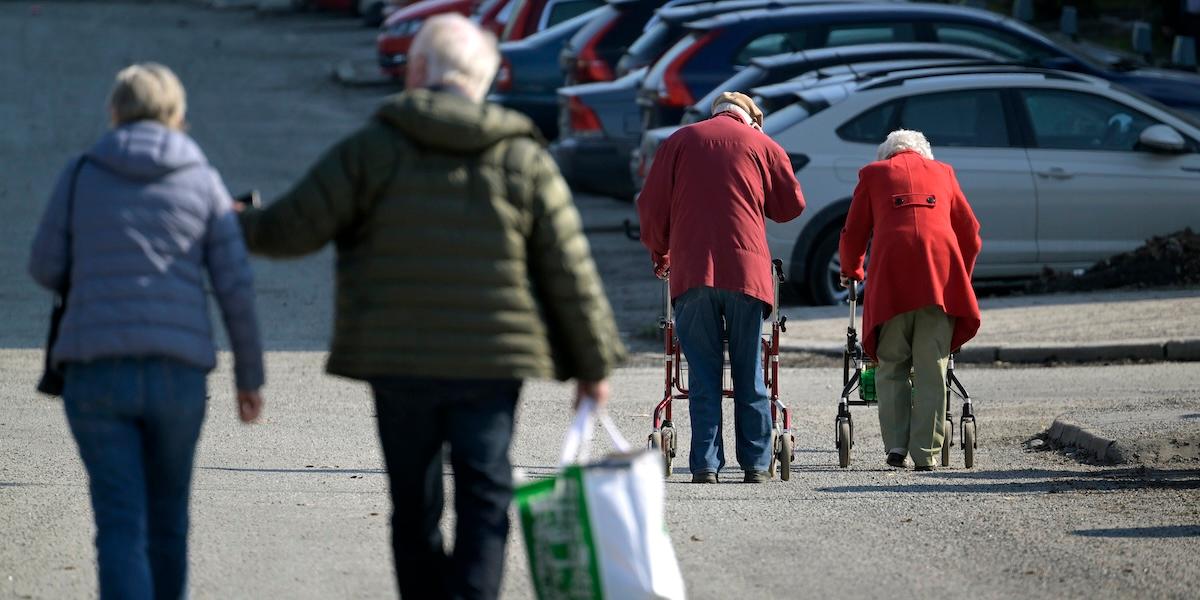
[{"xmin": 407, "ymin": 14, "xmax": 500, "ymax": 103}]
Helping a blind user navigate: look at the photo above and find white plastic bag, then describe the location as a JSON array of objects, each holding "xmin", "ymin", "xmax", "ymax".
[{"xmin": 515, "ymin": 400, "xmax": 686, "ymax": 600}]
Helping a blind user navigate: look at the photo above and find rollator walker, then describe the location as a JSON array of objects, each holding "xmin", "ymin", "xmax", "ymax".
[
  {"xmin": 834, "ymin": 281, "xmax": 978, "ymax": 468},
  {"xmin": 647, "ymin": 259, "xmax": 795, "ymax": 480}
]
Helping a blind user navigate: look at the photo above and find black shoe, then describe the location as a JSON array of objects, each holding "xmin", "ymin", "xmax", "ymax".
[
  {"xmin": 913, "ymin": 464, "xmax": 936, "ymax": 472},
  {"xmin": 886, "ymin": 452, "xmax": 907, "ymax": 469},
  {"xmin": 692, "ymin": 472, "xmax": 718, "ymax": 484},
  {"xmin": 743, "ymin": 471, "xmax": 770, "ymax": 483}
]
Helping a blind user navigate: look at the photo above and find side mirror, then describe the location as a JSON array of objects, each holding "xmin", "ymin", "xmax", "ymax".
[{"xmin": 1138, "ymin": 124, "xmax": 1187, "ymax": 153}]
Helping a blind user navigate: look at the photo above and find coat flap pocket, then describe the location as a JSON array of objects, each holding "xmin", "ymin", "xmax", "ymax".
[{"xmin": 891, "ymin": 193, "xmax": 937, "ymax": 208}]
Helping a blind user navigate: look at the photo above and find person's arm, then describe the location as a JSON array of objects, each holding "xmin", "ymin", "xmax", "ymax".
[
  {"xmin": 763, "ymin": 142, "xmax": 805, "ymax": 223},
  {"xmin": 238, "ymin": 127, "xmax": 394, "ymax": 257},
  {"xmin": 203, "ymin": 169, "xmax": 266, "ymax": 420},
  {"xmin": 838, "ymin": 168, "xmax": 874, "ymax": 281},
  {"xmin": 28, "ymin": 159, "xmax": 81, "ymax": 291},
  {"xmin": 948, "ymin": 166, "xmax": 982, "ymax": 276},
  {"xmin": 524, "ymin": 144, "xmax": 626, "ymax": 397},
  {"xmin": 637, "ymin": 135, "xmax": 676, "ymax": 274}
]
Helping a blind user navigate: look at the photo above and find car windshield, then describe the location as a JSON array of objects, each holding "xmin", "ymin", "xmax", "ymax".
[
  {"xmin": 1112, "ymin": 84, "xmax": 1200, "ymax": 130},
  {"xmin": 1000, "ymin": 17, "xmax": 1116, "ymax": 71}
]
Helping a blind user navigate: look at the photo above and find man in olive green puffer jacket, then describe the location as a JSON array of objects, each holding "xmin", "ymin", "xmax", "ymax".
[{"xmin": 237, "ymin": 14, "xmax": 624, "ymax": 600}]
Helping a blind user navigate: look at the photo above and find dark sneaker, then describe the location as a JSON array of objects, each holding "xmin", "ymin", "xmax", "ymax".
[
  {"xmin": 913, "ymin": 464, "xmax": 936, "ymax": 472},
  {"xmin": 886, "ymin": 452, "xmax": 907, "ymax": 469},
  {"xmin": 692, "ymin": 472, "xmax": 718, "ymax": 484},
  {"xmin": 743, "ymin": 471, "xmax": 770, "ymax": 483}
]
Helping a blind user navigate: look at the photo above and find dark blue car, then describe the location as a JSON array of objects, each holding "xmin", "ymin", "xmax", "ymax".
[{"xmin": 638, "ymin": 3, "xmax": 1200, "ymax": 130}]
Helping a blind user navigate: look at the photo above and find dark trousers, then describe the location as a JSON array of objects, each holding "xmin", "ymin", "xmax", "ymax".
[
  {"xmin": 63, "ymin": 357, "xmax": 207, "ymax": 600},
  {"xmin": 369, "ymin": 377, "xmax": 522, "ymax": 600}
]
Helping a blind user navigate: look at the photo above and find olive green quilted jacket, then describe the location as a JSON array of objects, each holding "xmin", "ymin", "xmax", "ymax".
[{"xmin": 239, "ymin": 89, "xmax": 625, "ymax": 382}]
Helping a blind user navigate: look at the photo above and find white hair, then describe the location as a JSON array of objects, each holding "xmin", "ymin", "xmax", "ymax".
[
  {"xmin": 877, "ymin": 129, "xmax": 934, "ymax": 161},
  {"xmin": 711, "ymin": 102, "xmax": 760, "ymax": 130},
  {"xmin": 409, "ymin": 14, "xmax": 500, "ymax": 103}
]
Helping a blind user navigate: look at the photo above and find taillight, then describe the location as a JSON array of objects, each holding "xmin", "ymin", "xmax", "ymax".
[
  {"xmin": 495, "ymin": 57, "xmax": 513, "ymax": 92},
  {"xmin": 659, "ymin": 30, "xmax": 717, "ymax": 108},
  {"xmin": 575, "ymin": 18, "xmax": 618, "ymax": 83},
  {"xmin": 567, "ymin": 96, "xmax": 602, "ymax": 134}
]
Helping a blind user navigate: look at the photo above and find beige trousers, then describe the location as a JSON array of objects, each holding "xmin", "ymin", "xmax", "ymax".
[{"xmin": 875, "ymin": 305, "xmax": 954, "ymax": 467}]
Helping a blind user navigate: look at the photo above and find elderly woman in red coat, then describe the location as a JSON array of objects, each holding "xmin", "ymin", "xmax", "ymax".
[{"xmin": 838, "ymin": 129, "xmax": 981, "ymax": 471}]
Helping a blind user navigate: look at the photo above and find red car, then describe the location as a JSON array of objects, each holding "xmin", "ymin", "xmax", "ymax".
[{"xmin": 377, "ymin": 0, "xmax": 514, "ymax": 78}]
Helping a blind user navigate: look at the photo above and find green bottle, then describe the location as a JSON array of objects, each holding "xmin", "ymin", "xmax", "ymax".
[{"xmin": 859, "ymin": 364, "xmax": 877, "ymax": 402}]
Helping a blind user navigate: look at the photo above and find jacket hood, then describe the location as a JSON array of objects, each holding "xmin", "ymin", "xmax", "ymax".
[
  {"xmin": 87, "ymin": 121, "xmax": 208, "ymax": 180},
  {"xmin": 375, "ymin": 89, "xmax": 542, "ymax": 154}
]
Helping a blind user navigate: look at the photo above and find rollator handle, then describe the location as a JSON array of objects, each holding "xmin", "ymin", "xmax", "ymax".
[
  {"xmin": 848, "ymin": 280, "xmax": 859, "ymax": 303},
  {"xmin": 772, "ymin": 259, "xmax": 785, "ymax": 283}
]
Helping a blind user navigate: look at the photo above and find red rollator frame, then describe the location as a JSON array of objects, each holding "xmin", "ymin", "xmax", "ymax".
[{"xmin": 648, "ymin": 259, "xmax": 796, "ymax": 480}]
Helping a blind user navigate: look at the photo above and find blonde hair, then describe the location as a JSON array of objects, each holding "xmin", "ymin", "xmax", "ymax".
[
  {"xmin": 409, "ymin": 14, "xmax": 500, "ymax": 102},
  {"xmin": 877, "ymin": 129, "xmax": 934, "ymax": 161},
  {"xmin": 108, "ymin": 63, "xmax": 187, "ymax": 128}
]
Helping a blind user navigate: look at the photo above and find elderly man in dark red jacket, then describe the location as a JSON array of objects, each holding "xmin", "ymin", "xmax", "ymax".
[
  {"xmin": 638, "ymin": 92, "xmax": 805, "ymax": 484},
  {"xmin": 839, "ymin": 129, "xmax": 981, "ymax": 471}
]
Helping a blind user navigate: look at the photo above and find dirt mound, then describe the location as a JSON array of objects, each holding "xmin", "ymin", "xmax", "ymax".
[{"xmin": 1028, "ymin": 229, "xmax": 1200, "ymax": 293}]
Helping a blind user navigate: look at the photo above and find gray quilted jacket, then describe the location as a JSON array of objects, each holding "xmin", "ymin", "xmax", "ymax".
[{"xmin": 28, "ymin": 121, "xmax": 264, "ymax": 390}]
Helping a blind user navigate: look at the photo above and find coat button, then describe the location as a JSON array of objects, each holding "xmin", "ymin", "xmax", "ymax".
[
  {"xmin": 895, "ymin": 198, "xmax": 903, "ymax": 206},
  {"xmin": 926, "ymin": 196, "xmax": 935, "ymax": 204}
]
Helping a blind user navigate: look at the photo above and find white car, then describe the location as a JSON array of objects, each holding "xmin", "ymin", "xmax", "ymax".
[{"xmin": 640, "ymin": 65, "xmax": 1200, "ymax": 304}]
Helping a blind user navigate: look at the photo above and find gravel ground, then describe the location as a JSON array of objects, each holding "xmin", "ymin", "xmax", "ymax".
[{"xmin": 3, "ymin": 3, "xmax": 1199, "ymax": 599}]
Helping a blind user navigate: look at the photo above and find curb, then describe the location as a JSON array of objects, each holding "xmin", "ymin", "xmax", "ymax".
[
  {"xmin": 781, "ymin": 338, "xmax": 1200, "ymax": 364},
  {"xmin": 1044, "ymin": 417, "xmax": 1127, "ymax": 464}
]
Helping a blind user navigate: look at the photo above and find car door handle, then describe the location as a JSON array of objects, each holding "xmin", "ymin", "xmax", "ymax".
[
  {"xmin": 1182, "ymin": 165, "xmax": 1200, "ymax": 173},
  {"xmin": 1035, "ymin": 167, "xmax": 1074, "ymax": 179}
]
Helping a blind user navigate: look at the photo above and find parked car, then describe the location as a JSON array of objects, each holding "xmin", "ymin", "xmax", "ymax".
[
  {"xmin": 491, "ymin": 7, "xmax": 606, "ymax": 138},
  {"xmin": 553, "ymin": 0, "xmax": 891, "ymax": 197},
  {"xmin": 473, "ymin": 0, "xmax": 518, "ymax": 34},
  {"xmin": 559, "ymin": 0, "xmax": 667, "ymax": 87},
  {"xmin": 377, "ymin": 0, "xmax": 478, "ymax": 79},
  {"xmin": 501, "ymin": 0, "xmax": 604, "ymax": 41},
  {"xmin": 679, "ymin": 42, "xmax": 1006, "ymax": 124},
  {"xmin": 637, "ymin": 3, "xmax": 1200, "ymax": 133},
  {"xmin": 641, "ymin": 65, "xmax": 1200, "ymax": 304}
]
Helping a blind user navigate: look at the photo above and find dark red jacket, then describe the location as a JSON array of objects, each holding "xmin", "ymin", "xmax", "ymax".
[
  {"xmin": 638, "ymin": 112, "xmax": 805, "ymax": 306},
  {"xmin": 839, "ymin": 150, "xmax": 982, "ymax": 359}
]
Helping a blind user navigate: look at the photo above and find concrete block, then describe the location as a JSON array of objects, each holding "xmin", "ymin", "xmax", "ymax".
[
  {"xmin": 1173, "ymin": 36, "xmax": 1197, "ymax": 68},
  {"xmin": 1060, "ymin": 6, "xmax": 1078, "ymax": 37},
  {"xmin": 1132, "ymin": 21, "xmax": 1153, "ymax": 56},
  {"xmin": 1045, "ymin": 417, "xmax": 1127, "ymax": 464}
]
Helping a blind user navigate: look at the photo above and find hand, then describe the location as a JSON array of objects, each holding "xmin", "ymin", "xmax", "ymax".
[
  {"xmin": 654, "ymin": 262, "xmax": 669, "ymax": 279},
  {"xmin": 237, "ymin": 389, "xmax": 263, "ymax": 423},
  {"xmin": 839, "ymin": 275, "xmax": 850, "ymax": 289},
  {"xmin": 575, "ymin": 379, "xmax": 610, "ymax": 410}
]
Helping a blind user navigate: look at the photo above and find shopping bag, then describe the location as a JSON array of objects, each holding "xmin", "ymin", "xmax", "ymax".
[{"xmin": 515, "ymin": 400, "xmax": 686, "ymax": 600}]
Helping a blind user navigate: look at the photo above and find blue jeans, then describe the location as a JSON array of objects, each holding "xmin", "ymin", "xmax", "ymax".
[
  {"xmin": 63, "ymin": 357, "xmax": 208, "ymax": 600},
  {"xmin": 368, "ymin": 377, "xmax": 521, "ymax": 600},
  {"xmin": 674, "ymin": 287, "xmax": 772, "ymax": 474}
]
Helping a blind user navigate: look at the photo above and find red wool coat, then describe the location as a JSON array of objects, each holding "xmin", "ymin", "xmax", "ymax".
[
  {"xmin": 839, "ymin": 150, "xmax": 982, "ymax": 360},
  {"xmin": 638, "ymin": 112, "xmax": 806, "ymax": 306}
]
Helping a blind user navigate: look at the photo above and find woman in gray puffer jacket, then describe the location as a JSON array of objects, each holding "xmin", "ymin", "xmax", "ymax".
[{"xmin": 28, "ymin": 63, "xmax": 264, "ymax": 600}]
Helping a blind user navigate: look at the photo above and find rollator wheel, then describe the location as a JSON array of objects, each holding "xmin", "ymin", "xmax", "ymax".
[
  {"xmin": 940, "ymin": 420, "xmax": 954, "ymax": 467},
  {"xmin": 778, "ymin": 434, "xmax": 794, "ymax": 481},
  {"xmin": 767, "ymin": 434, "xmax": 777, "ymax": 478},
  {"xmin": 661, "ymin": 428, "xmax": 676, "ymax": 478},
  {"xmin": 962, "ymin": 420, "xmax": 977, "ymax": 469},
  {"xmin": 648, "ymin": 431, "xmax": 661, "ymax": 451},
  {"xmin": 837, "ymin": 419, "xmax": 852, "ymax": 468}
]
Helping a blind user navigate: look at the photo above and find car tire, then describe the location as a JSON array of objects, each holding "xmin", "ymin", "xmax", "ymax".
[
  {"xmin": 361, "ymin": 1, "xmax": 385, "ymax": 25},
  {"xmin": 806, "ymin": 228, "xmax": 849, "ymax": 306}
]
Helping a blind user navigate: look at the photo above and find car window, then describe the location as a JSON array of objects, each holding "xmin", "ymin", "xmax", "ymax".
[
  {"xmin": 933, "ymin": 23, "xmax": 1053, "ymax": 62},
  {"xmin": 735, "ymin": 31, "xmax": 807, "ymax": 66},
  {"xmin": 837, "ymin": 100, "xmax": 899, "ymax": 143},
  {"xmin": 899, "ymin": 89, "xmax": 1010, "ymax": 147},
  {"xmin": 825, "ymin": 23, "xmax": 915, "ymax": 47},
  {"xmin": 543, "ymin": 0, "xmax": 601, "ymax": 29},
  {"xmin": 1021, "ymin": 89, "xmax": 1158, "ymax": 151}
]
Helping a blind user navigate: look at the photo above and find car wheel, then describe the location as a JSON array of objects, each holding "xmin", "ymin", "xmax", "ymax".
[
  {"xmin": 807, "ymin": 229, "xmax": 850, "ymax": 306},
  {"xmin": 361, "ymin": 0, "xmax": 385, "ymax": 26}
]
